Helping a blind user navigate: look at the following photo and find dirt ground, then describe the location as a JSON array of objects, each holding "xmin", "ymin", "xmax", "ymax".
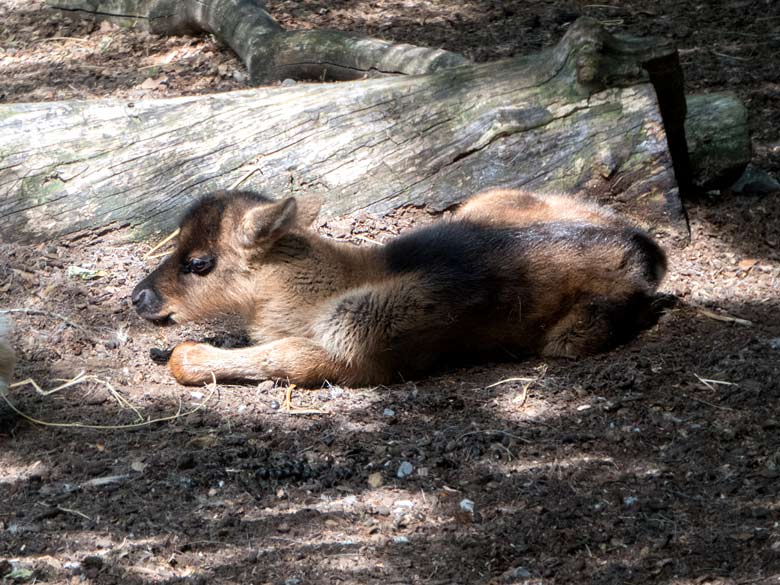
[{"xmin": 1, "ymin": 1, "xmax": 779, "ymax": 584}]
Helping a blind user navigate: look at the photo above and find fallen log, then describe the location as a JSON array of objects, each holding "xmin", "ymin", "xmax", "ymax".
[
  {"xmin": 0, "ymin": 19, "xmax": 750, "ymax": 244},
  {"xmin": 46, "ymin": 0, "xmax": 469, "ymax": 82}
]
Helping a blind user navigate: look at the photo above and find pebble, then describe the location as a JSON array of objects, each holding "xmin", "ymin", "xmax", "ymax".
[
  {"xmin": 383, "ymin": 408, "xmax": 396, "ymax": 417},
  {"xmin": 728, "ymin": 164, "xmax": 780, "ymax": 195},
  {"xmin": 396, "ymin": 461, "xmax": 414, "ymax": 479},
  {"xmin": 459, "ymin": 498, "xmax": 475, "ymax": 513},
  {"xmin": 508, "ymin": 566, "xmax": 532, "ymax": 579},
  {"xmin": 392, "ymin": 536, "xmax": 410, "ymax": 544},
  {"xmin": 257, "ymin": 380, "xmax": 275, "ymax": 393},
  {"xmin": 281, "ymin": 78, "xmax": 297, "ymax": 87},
  {"xmin": 768, "ymin": 338, "xmax": 780, "ymax": 350},
  {"xmin": 623, "ymin": 495, "xmax": 640, "ymax": 508},
  {"xmin": 367, "ymin": 472, "xmax": 383, "ymax": 488},
  {"xmin": 284, "ymin": 578, "xmax": 302, "ymax": 585}
]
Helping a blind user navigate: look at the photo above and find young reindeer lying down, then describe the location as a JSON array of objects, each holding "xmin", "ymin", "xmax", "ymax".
[{"xmin": 132, "ymin": 189, "xmax": 666, "ymax": 387}]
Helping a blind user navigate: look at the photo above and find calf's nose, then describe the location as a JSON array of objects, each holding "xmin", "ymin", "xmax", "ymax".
[{"xmin": 131, "ymin": 285, "xmax": 162, "ymax": 316}]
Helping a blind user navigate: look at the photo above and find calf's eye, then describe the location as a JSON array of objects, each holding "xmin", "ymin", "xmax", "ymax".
[{"xmin": 183, "ymin": 256, "xmax": 214, "ymax": 275}]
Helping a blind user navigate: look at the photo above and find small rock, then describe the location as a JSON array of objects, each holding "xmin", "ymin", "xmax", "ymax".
[
  {"xmin": 396, "ymin": 461, "xmax": 414, "ymax": 479},
  {"xmin": 257, "ymin": 380, "xmax": 275, "ymax": 393},
  {"xmin": 459, "ymin": 498, "xmax": 475, "ymax": 513},
  {"xmin": 507, "ymin": 566, "xmax": 532, "ymax": 579},
  {"xmin": 63, "ymin": 561, "xmax": 82, "ymax": 575},
  {"xmin": 768, "ymin": 338, "xmax": 780, "ymax": 350},
  {"xmin": 269, "ymin": 400, "xmax": 281, "ymax": 410},
  {"xmin": 623, "ymin": 495, "xmax": 640, "ymax": 508},
  {"xmin": 82, "ymin": 555, "xmax": 103, "ymax": 578},
  {"xmin": 281, "ymin": 78, "xmax": 297, "ymax": 87},
  {"xmin": 368, "ymin": 472, "xmax": 383, "ymax": 488},
  {"xmin": 392, "ymin": 536, "xmax": 410, "ymax": 544},
  {"xmin": 383, "ymin": 408, "xmax": 396, "ymax": 417},
  {"xmin": 284, "ymin": 578, "xmax": 302, "ymax": 585},
  {"xmin": 728, "ymin": 164, "xmax": 780, "ymax": 196}
]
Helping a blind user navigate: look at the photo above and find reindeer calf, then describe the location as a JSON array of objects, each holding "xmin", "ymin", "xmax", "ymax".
[{"xmin": 132, "ymin": 189, "xmax": 666, "ymax": 386}]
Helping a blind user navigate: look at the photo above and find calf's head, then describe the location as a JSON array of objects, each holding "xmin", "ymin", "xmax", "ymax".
[{"xmin": 132, "ymin": 190, "xmax": 320, "ymax": 324}]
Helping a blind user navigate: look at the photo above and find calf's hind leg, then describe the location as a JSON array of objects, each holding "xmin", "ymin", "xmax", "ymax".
[
  {"xmin": 168, "ymin": 337, "xmax": 368, "ymax": 387},
  {"xmin": 541, "ymin": 292, "xmax": 660, "ymax": 359}
]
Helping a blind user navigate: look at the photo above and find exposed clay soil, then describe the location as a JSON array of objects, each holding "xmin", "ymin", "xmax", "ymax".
[{"xmin": 1, "ymin": 1, "xmax": 779, "ymax": 584}]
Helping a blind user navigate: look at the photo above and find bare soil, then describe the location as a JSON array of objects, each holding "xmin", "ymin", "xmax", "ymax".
[{"xmin": 1, "ymin": 1, "xmax": 779, "ymax": 584}]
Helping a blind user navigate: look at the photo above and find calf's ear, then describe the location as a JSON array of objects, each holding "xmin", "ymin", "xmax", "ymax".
[
  {"xmin": 296, "ymin": 196, "xmax": 323, "ymax": 228},
  {"xmin": 239, "ymin": 198, "xmax": 298, "ymax": 247}
]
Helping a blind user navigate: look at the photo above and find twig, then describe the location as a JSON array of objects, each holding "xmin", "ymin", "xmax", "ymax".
[
  {"xmin": 688, "ymin": 395, "xmax": 737, "ymax": 412},
  {"xmin": 0, "ymin": 308, "xmax": 92, "ymax": 334},
  {"xmin": 457, "ymin": 429, "xmax": 531, "ymax": 443},
  {"xmin": 712, "ymin": 51, "xmax": 751, "ymax": 62},
  {"xmin": 1, "ymin": 375, "xmax": 219, "ymax": 429},
  {"xmin": 485, "ymin": 376, "xmax": 535, "ymax": 388},
  {"xmin": 353, "ymin": 235, "xmax": 383, "ymax": 246},
  {"xmin": 694, "ymin": 373, "xmax": 737, "ymax": 391},
  {"xmin": 57, "ymin": 506, "xmax": 92, "ymax": 521},
  {"xmin": 485, "ymin": 365, "xmax": 547, "ymax": 407},
  {"xmin": 81, "ymin": 475, "xmax": 131, "ymax": 488},
  {"xmin": 11, "ymin": 372, "xmax": 144, "ymax": 423},
  {"xmin": 144, "ymin": 228, "xmax": 180, "ymax": 258},
  {"xmin": 229, "ymin": 165, "xmax": 263, "ymax": 189},
  {"xmin": 583, "ymin": 4, "xmax": 631, "ymax": 9},
  {"xmin": 33, "ymin": 36, "xmax": 91, "ymax": 44},
  {"xmin": 281, "ymin": 384, "xmax": 326, "ymax": 415},
  {"xmin": 696, "ymin": 307, "xmax": 752, "ymax": 326}
]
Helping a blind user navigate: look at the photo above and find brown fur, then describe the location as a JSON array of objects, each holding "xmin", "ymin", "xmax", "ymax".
[{"xmin": 133, "ymin": 189, "xmax": 667, "ymax": 386}]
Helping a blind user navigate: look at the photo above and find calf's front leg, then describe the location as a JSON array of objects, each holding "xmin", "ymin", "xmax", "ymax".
[{"xmin": 168, "ymin": 337, "xmax": 368, "ymax": 387}]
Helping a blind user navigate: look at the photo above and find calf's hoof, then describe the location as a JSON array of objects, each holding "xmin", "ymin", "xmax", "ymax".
[{"xmin": 169, "ymin": 342, "xmax": 216, "ymax": 385}]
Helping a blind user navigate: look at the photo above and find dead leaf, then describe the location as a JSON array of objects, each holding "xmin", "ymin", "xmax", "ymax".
[{"xmin": 737, "ymin": 258, "xmax": 757, "ymax": 270}]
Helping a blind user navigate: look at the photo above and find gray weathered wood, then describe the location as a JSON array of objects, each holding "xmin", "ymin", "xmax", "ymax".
[
  {"xmin": 46, "ymin": 0, "xmax": 469, "ymax": 82},
  {"xmin": 686, "ymin": 92, "xmax": 751, "ymax": 190},
  {"xmin": 1, "ymin": 19, "xmax": 734, "ymax": 244}
]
